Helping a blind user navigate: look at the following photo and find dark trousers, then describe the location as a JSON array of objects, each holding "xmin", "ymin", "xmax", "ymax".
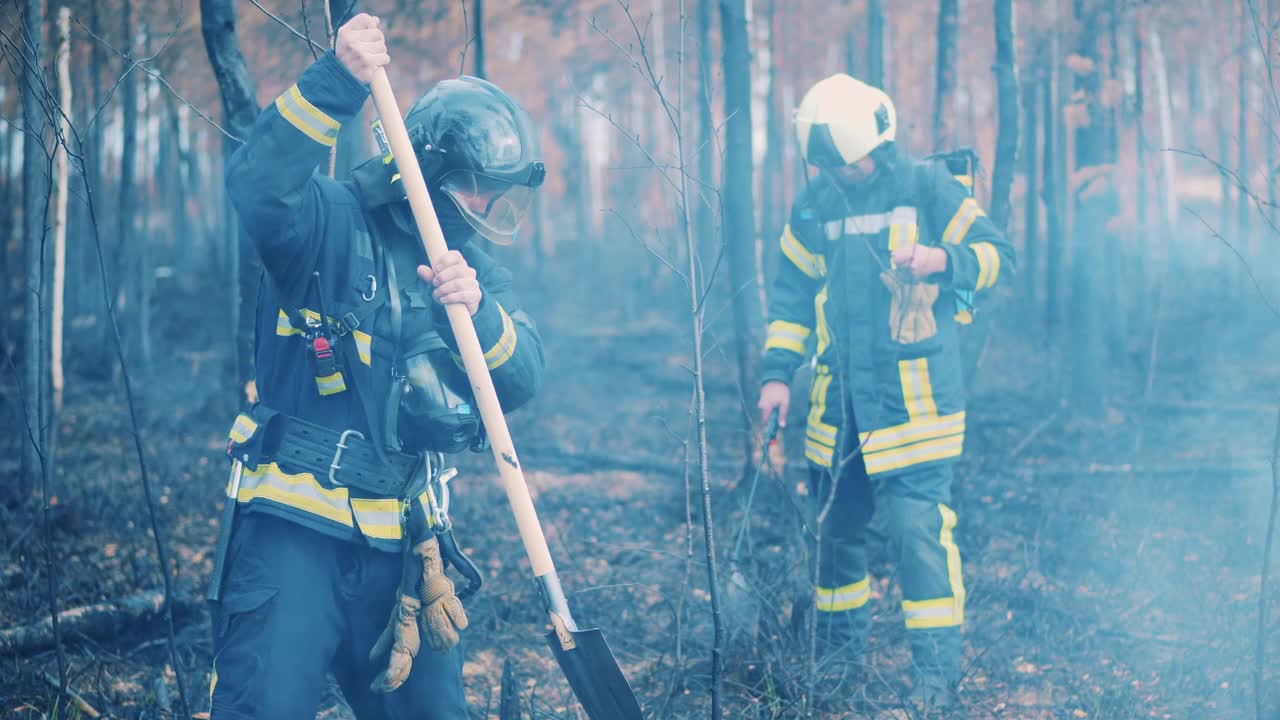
[
  {"xmin": 808, "ymin": 460, "xmax": 965, "ymax": 686},
  {"xmin": 210, "ymin": 513, "xmax": 469, "ymax": 720}
]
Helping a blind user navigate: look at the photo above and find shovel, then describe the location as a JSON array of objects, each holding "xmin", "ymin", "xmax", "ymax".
[{"xmin": 368, "ymin": 67, "xmax": 643, "ymax": 720}]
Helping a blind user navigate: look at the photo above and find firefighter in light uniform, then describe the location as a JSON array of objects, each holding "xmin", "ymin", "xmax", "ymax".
[
  {"xmin": 210, "ymin": 14, "xmax": 544, "ymax": 719},
  {"xmin": 757, "ymin": 74, "xmax": 1014, "ymax": 707}
]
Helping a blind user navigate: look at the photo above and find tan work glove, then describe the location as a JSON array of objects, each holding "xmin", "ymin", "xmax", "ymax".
[
  {"xmin": 369, "ymin": 535, "xmax": 469, "ymax": 693},
  {"xmin": 881, "ymin": 272, "xmax": 940, "ymax": 344}
]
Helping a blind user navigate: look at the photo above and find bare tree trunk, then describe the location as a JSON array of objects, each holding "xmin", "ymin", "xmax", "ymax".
[
  {"xmin": 990, "ymin": 0, "xmax": 1019, "ymax": 230},
  {"xmin": 696, "ymin": 0, "xmax": 716, "ymax": 274},
  {"xmin": 1022, "ymin": 57, "xmax": 1040, "ymax": 307},
  {"xmin": 1043, "ymin": 0, "xmax": 1065, "ymax": 348},
  {"xmin": 933, "ymin": 0, "xmax": 959, "ymax": 151},
  {"xmin": 761, "ymin": 0, "xmax": 784, "ymax": 255},
  {"xmin": 1269, "ymin": 0, "xmax": 1278, "ymax": 231},
  {"xmin": 1238, "ymin": 0, "xmax": 1252, "ymax": 252},
  {"xmin": 116, "ymin": 0, "xmax": 139, "ymax": 369},
  {"xmin": 200, "ymin": 0, "xmax": 262, "ymax": 398},
  {"xmin": 1069, "ymin": 0, "xmax": 1117, "ymax": 409},
  {"xmin": 719, "ymin": 0, "xmax": 761, "ymax": 398},
  {"xmin": 1133, "ymin": 12, "xmax": 1148, "ymax": 238},
  {"xmin": 20, "ymin": 0, "xmax": 46, "ymax": 494},
  {"xmin": 473, "ymin": 0, "xmax": 485, "ymax": 79},
  {"xmin": 866, "ymin": 0, "xmax": 884, "ymax": 88},
  {"xmin": 52, "ymin": 7, "xmax": 70, "ymax": 411},
  {"xmin": 1148, "ymin": 27, "xmax": 1177, "ymax": 235},
  {"xmin": 138, "ymin": 23, "xmax": 154, "ymax": 371}
]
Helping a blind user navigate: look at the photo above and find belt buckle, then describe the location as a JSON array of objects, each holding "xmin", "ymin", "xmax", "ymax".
[{"xmin": 328, "ymin": 429, "xmax": 365, "ymax": 486}]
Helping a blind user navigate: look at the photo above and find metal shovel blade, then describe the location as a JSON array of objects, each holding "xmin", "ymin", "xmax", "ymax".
[{"xmin": 544, "ymin": 626, "xmax": 643, "ymax": 720}]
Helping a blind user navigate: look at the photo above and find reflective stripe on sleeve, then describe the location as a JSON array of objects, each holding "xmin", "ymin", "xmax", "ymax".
[
  {"xmin": 971, "ymin": 241, "xmax": 1001, "ymax": 290},
  {"xmin": 228, "ymin": 414, "xmax": 258, "ymax": 444},
  {"xmin": 766, "ymin": 320, "xmax": 811, "ymax": 355},
  {"xmin": 780, "ymin": 225, "xmax": 825, "ymax": 279},
  {"xmin": 274, "ymin": 84, "xmax": 341, "ymax": 147},
  {"xmin": 942, "ymin": 197, "xmax": 984, "ymax": 246}
]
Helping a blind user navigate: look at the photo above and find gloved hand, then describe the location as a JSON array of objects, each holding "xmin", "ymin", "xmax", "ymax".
[
  {"xmin": 880, "ymin": 272, "xmax": 939, "ymax": 344},
  {"xmin": 369, "ymin": 534, "xmax": 469, "ymax": 693}
]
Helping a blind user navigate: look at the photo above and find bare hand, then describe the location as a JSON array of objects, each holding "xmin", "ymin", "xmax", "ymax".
[
  {"xmin": 758, "ymin": 380, "xmax": 791, "ymax": 428},
  {"xmin": 891, "ymin": 244, "xmax": 948, "ymax": 278},
  {"xmin": 335, "ymin": 13, "xmax": 389, "ymax": 84},
  {"xmin": 417, "ymin": 251, "xmax": 481, "ymax": 317}
]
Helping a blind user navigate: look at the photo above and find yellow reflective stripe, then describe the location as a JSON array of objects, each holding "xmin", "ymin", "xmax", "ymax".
[
  {"xmin": 806, "ymin": 423, "xmax": 838, "ymax": 446},
  {"xmin": 862, "ymin": 433, "xmax": 964, "ymax": 475},
  {"xmin": 228, "ymin": 414, "xmax": 258, "ymax": 444},
  {"xmin": 901, "ymin": 505, "xmax": 965, "ymax": 629},
  {"xmin": 814, "ymin": 286, "xmax": 831, "ymax": 355},
  {"xmin": 816, "ymin": 578, "xmax": 871, "ymax": 612},
  {"xmin": 315, "ymin": 372, "xmax": 347, "ymax": 396},
  {"xmin": 276, "ymin": 309, "xmax": 301, "ymax": 336},
  {"xmin": 236, "ymin": 462, "xmax": 354, "ymax": 527},
  {"xmin": 942, "ymin": 197, "xmax": 984, "ymax": 245},
  {"xmin": 886, "ymin": 206, "xmax": 919, "ymax": 266},
  {"xmin": 971, "ymin": 241, "xmax": 1001, "ymax": 290},
  {"xmin": 940, "ymin": 503, "xmax": 965, "ymax": 621},
  {"xmin": 805, "ymin": 437, "xmax": 835, "ymax": 467},
  {"xmin": 954, "ymin": 174, "xmax": 973, "ymax": 188},
  {"xmin": 902, "ymin": 596, "xmax": 962, "ymax": 629},
  {"xmin": 806, "ymin": 369, "xmax": 838, "ymax": 440},
  {"xmin": 353, "ymin": 330, "xmax": 372, "ymax": 366},
  {"xmin": 780, "ymin": 224, "xmax": 824, "ymax": 279},
  {"xmin": 274, "ymin": 84, "xmax": 340, "ymax": 146},
  {"xmin": 351, "ymin": 498, "xmax": 404, "ymax": 540},
  {"xmin": 278, "ymin": 309, "xmax": 373, "ymax": 366},
  {"xmin": 898, "ymin": 358, "xmax": 938, "ymax": 421},
  {"xmin": 483, "ymin": 307, "xmax": 518, "ymax": 369},
  {"xmin": 766, "ymin": 320, "xmax": 811, "ymax": 355},
  {"xmin": 859, "ymin": 412, "xmax": 965, "ymax": 454}
]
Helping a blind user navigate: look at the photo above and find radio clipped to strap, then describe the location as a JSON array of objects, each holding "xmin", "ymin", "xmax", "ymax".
[{"xmin": 294, "ymin": 271, "xmax": 348, "ymax": 397}]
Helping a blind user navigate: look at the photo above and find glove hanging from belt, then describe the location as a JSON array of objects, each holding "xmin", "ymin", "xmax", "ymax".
[
  {"xmin": 881, "ymin": 271, "xmax": 940, "ymax": 344},
  {"xmin": 369, "ymin": 497, "xmax": 469, "ymax": 693}
]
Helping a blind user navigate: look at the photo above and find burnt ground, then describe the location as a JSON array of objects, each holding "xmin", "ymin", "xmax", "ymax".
[{"xmin": 2, "ymin": 264, "xmax": 1279, "ymax": 720}]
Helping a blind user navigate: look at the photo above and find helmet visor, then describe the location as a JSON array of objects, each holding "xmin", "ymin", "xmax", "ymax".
[{"xmin": 439, "ymin": 169, "xmax": 534, "ymax": 246}]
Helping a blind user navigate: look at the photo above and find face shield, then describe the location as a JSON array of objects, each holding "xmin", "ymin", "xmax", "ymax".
[
  {"xmin": 438, "ymin": 162, "xmax": 545, "ymax": 246},
  {"xmin": 403, "ymin": 76, "xmax": 546, "ymax": 246}
]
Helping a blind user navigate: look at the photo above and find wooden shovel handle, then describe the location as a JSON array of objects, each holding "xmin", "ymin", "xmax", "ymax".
[{"xmin": 368, "ymin": 68, "xmax": 555, "ymax": 578}]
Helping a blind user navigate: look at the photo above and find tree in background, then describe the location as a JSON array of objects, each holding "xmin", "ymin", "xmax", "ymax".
[{"xmin": 719, "ymin": 0, "xmax": 760, "ymax": 415}]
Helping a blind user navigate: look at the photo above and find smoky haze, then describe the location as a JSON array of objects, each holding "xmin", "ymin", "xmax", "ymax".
[{"xmin": 1, "ymin": 0, "xmax": 1278, "ymax": 718}]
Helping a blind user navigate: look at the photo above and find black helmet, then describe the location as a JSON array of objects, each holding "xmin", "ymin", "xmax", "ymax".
[{"xmin": 404, "ymin": 76, "xmax": 545, "ymax": 245}]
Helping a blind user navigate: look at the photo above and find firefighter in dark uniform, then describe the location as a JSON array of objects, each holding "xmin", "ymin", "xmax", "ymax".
[
  {"xmin": 757, "ymin": 74, "xmax": 1014, "ymax": 709},
  {"xmin": 209, "ymin": 14, "xmax": 545, "ymax": 719}
]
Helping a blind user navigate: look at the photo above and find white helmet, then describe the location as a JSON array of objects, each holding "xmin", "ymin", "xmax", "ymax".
[{"xmin": 794, "ymin": 74, "xmax": 896, "ymax": 169}]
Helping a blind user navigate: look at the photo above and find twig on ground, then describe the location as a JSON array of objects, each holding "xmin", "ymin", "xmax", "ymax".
[{"xmin": 40, "ymin": 671, "xmax": 101, "ymax": 718}]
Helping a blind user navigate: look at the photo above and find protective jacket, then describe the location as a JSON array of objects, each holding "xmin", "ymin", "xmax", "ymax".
[
  {"xmin": 224, "ymin": 52, "xmax": 543, "ymax": 551},
  {"xmin": 763, "ymin": 148, "xmax": 1013, "ymax": 475}
]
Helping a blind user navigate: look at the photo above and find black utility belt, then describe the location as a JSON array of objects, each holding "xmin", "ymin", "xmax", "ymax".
[{"xmin": 228, "ymin": 406, "xmax": 420, "ymax": 497}]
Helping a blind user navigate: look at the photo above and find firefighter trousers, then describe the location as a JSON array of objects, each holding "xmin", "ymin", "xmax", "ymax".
[
  {"xmin": 209, "ymin": 512, "xmax": 469, "ymax": 720},
  {"xmin": 807, "ymin": 459, "xmax": 965, "ymax": 688}
]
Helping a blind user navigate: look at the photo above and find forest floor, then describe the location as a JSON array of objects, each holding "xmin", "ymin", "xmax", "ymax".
[{"xmin": 1, "ymin": 266, "xmax": 1278, "ymax": 720}]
